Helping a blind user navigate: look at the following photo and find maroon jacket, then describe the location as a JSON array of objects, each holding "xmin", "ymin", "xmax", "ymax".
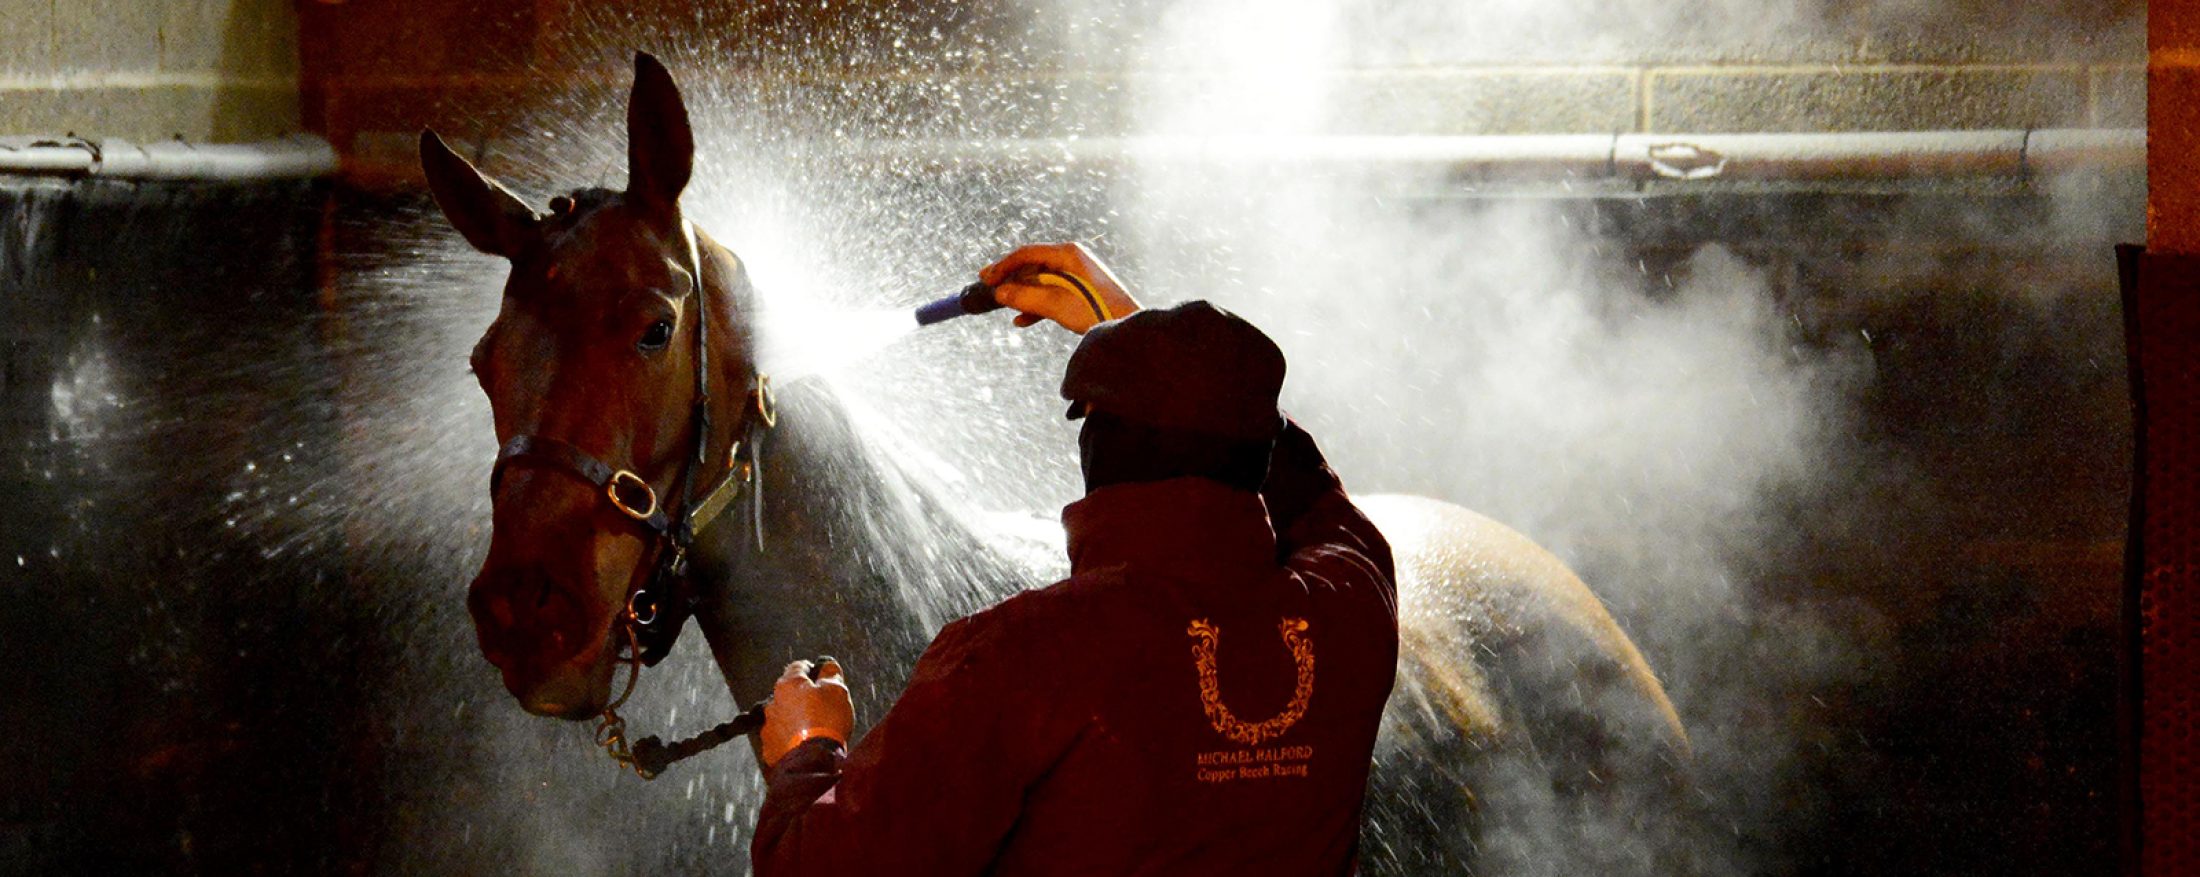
[{"xmin": 753, "ymin": 421, "xmax": 1398, "ymax": 876}]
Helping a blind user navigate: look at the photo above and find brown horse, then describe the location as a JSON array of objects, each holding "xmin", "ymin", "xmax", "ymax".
[{"xmin": 424, "ymin": 53, "xmax": 1694, "ymax": 874}]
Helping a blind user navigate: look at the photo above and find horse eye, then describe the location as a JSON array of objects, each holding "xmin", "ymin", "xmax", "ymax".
[{"xmin": 638, "ymin": 320, "xmax": 674, "ymax": 353}]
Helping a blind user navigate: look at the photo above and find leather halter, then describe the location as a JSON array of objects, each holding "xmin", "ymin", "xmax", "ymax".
[{"xmin": 486, "ymin": 218, "xmax": 774, "ymax": 667}]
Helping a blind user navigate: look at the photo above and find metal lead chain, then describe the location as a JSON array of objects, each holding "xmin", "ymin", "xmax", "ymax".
[{"xmin": 596, "ymin": 596, "xmax": 652, "ymax": 777}]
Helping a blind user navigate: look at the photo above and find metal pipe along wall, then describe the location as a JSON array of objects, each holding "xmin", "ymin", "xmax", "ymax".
[{"xmin": 0, "ymin": 135, "xmax": 337, "ymax": 181}]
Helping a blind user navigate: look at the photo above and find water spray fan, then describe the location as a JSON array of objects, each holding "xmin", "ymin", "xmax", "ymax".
[
  {"xmin": 914, "ymin": 270, "xmax": 1113, "ymax": 327},
  {"xmin": 758, "ymin": 270, "xmax": 1111, "ymax": 384}
]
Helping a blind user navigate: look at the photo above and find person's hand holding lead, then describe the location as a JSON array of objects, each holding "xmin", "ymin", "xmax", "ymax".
[
  {"xmin": 979, "ymin": 242, "xmax": 1143, "ymax": 334},
  {"xmin": 760, "ymin": 658, "xmax": 855, "ymax": 767}
]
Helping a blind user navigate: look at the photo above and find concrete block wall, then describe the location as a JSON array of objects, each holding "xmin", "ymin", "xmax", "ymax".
[
  {"xmin": 0, "ymin": 0, "xmax": 301, "ymax": 141},
  {"xmin": 0, "ymin": 0, "xmax": 2146, "ymax": 151},
  {"xmin": 277, "ymin": 0, "xmax": 2152, "ymax": 180}
]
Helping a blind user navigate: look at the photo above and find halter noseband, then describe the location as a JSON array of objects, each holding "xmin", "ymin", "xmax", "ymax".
[{"xmin": 483, "ymin": 218, "xmax": 775, "ymax": 776}]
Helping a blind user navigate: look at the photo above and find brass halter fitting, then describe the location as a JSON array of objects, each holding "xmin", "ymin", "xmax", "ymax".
[{"xmin": 605, "ymin": 470, "xmax": 658, "ymax": 521}]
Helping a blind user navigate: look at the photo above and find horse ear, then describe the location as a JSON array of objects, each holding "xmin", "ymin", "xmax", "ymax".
[
  {"xmin": 626, "ymin": 51, "xmax": 694, "ymax": 219},
  {"xmin": 419, "ymin": 129, "xmax": 540, "ymax": 259}
]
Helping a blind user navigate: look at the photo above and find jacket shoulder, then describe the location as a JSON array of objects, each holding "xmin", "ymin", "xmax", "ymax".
[{"xmin": 938, "ymin": 571, "xmax": 1129, "ymax": 656}]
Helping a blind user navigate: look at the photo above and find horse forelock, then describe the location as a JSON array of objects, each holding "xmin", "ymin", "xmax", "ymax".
[
  {"xmin": 544, "ymin": 187, "xmax": 622, "ymax": 233},
  {"xmin": 510, "ymin": 188, "xmax": 683, "ymax": 302},
  {"xmin": 500, "ymin": 186, "xmax": 756, "ymax": 366}
]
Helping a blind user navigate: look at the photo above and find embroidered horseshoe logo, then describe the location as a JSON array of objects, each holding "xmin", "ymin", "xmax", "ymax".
[{"xmin": 1186, "ymin": 617, "xmax": 1315, "ymax": 746}]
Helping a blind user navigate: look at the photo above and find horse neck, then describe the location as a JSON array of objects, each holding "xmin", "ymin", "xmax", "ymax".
[{"xmin": 684, "ymin": 236, "xmax": 1030, "ymax": 706}]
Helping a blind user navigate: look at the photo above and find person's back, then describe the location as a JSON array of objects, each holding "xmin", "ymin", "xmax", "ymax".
[{"xmin": 981, "ymin": 458, "xmax": 1397, "ymax": 874}]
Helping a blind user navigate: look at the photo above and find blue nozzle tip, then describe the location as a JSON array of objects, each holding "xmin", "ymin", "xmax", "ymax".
[
  {"xmin": 914, "ymin": 282, "xmax": 1006, "ymax": 326},
  {"xmin": 914, "ymin": 294, "xmax": 967, "ymax": 326}
]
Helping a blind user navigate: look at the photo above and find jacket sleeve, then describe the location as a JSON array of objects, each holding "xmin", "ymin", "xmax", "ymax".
[
  {"xmin": 751, "ymin": 607, "xmax": 1073, "ymax": 877},
  {"xmin": 1262, "ymin": 417, "xmax": 1397, "ymax": 603}
]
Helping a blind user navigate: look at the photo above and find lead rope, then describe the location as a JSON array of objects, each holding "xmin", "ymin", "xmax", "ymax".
[
  {"xmin": 602, "ymin": 601, "xmax": 772, "ymax": 781},
  {"xmin": 598, "ymin": 417, "xmax": 777, "ymax": 779},
  {"xmin": 599, "ymin": 414, "xmax": 774, "ymax": 780}
]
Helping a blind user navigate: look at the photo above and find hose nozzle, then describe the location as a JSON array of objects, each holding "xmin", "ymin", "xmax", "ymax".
[{"xmin": 914, "ymin": 282, "xmax": 1005, "ymax": 326}]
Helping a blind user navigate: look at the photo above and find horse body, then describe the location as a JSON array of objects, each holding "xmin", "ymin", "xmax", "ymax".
[
  {"xmin": 425, "ymin": 52, "xmax": 1691, "ymax": 875},
  {"xmin": 1360, "ymin": 496, "xmax": 1695, "ymax": 873}
]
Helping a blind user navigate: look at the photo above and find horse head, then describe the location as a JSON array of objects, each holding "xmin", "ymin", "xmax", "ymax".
[{"xmin": 421, "ymin": 53, "xmax": 752, "ymax": 719}]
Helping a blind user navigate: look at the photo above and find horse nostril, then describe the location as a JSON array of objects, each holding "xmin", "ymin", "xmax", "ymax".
[
  {"xmin": 467, "ymin": 576, "xmax": 532, "ymax": 666},
  {"xmin": 468, "ymin": 569, "xmax": 598, "ymax": 669}
]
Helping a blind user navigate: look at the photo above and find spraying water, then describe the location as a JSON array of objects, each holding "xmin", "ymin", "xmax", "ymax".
[
  {"xmin": 0, "ymin": 0, "xmax": 2139, "ymax": 874},
  {"xmin": 753, "ymin": 304, "xmax": 920, "ymax": 382}
]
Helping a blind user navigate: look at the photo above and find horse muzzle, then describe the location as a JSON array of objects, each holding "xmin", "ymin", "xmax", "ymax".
[
  {"xmin": 508, "ymin": 660, "xmax": 615, "ymax": 720},
  {"xmin": 467, "ymin": 566, "xmax": 620, "ymax": 719}
]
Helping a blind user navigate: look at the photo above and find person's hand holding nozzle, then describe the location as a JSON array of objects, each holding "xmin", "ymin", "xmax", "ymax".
[
  {"xmin": 759, "ymin": 657, "xmax": 855, "ymax": 767},
  {"xmin": 980, "ymin": 242, "xmax": 1142, "ymax": 334}
]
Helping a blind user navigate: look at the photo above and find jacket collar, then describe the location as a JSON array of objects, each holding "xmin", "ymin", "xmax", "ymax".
[{"xmin": 1063, "ymin": 477, "xmax": 1278, "ymax": 578}]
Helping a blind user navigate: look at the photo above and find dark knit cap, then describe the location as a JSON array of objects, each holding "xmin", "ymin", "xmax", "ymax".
[{"xmin": 1061, "ymin": 301, "xmax": 1285, "ymax": 442}]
